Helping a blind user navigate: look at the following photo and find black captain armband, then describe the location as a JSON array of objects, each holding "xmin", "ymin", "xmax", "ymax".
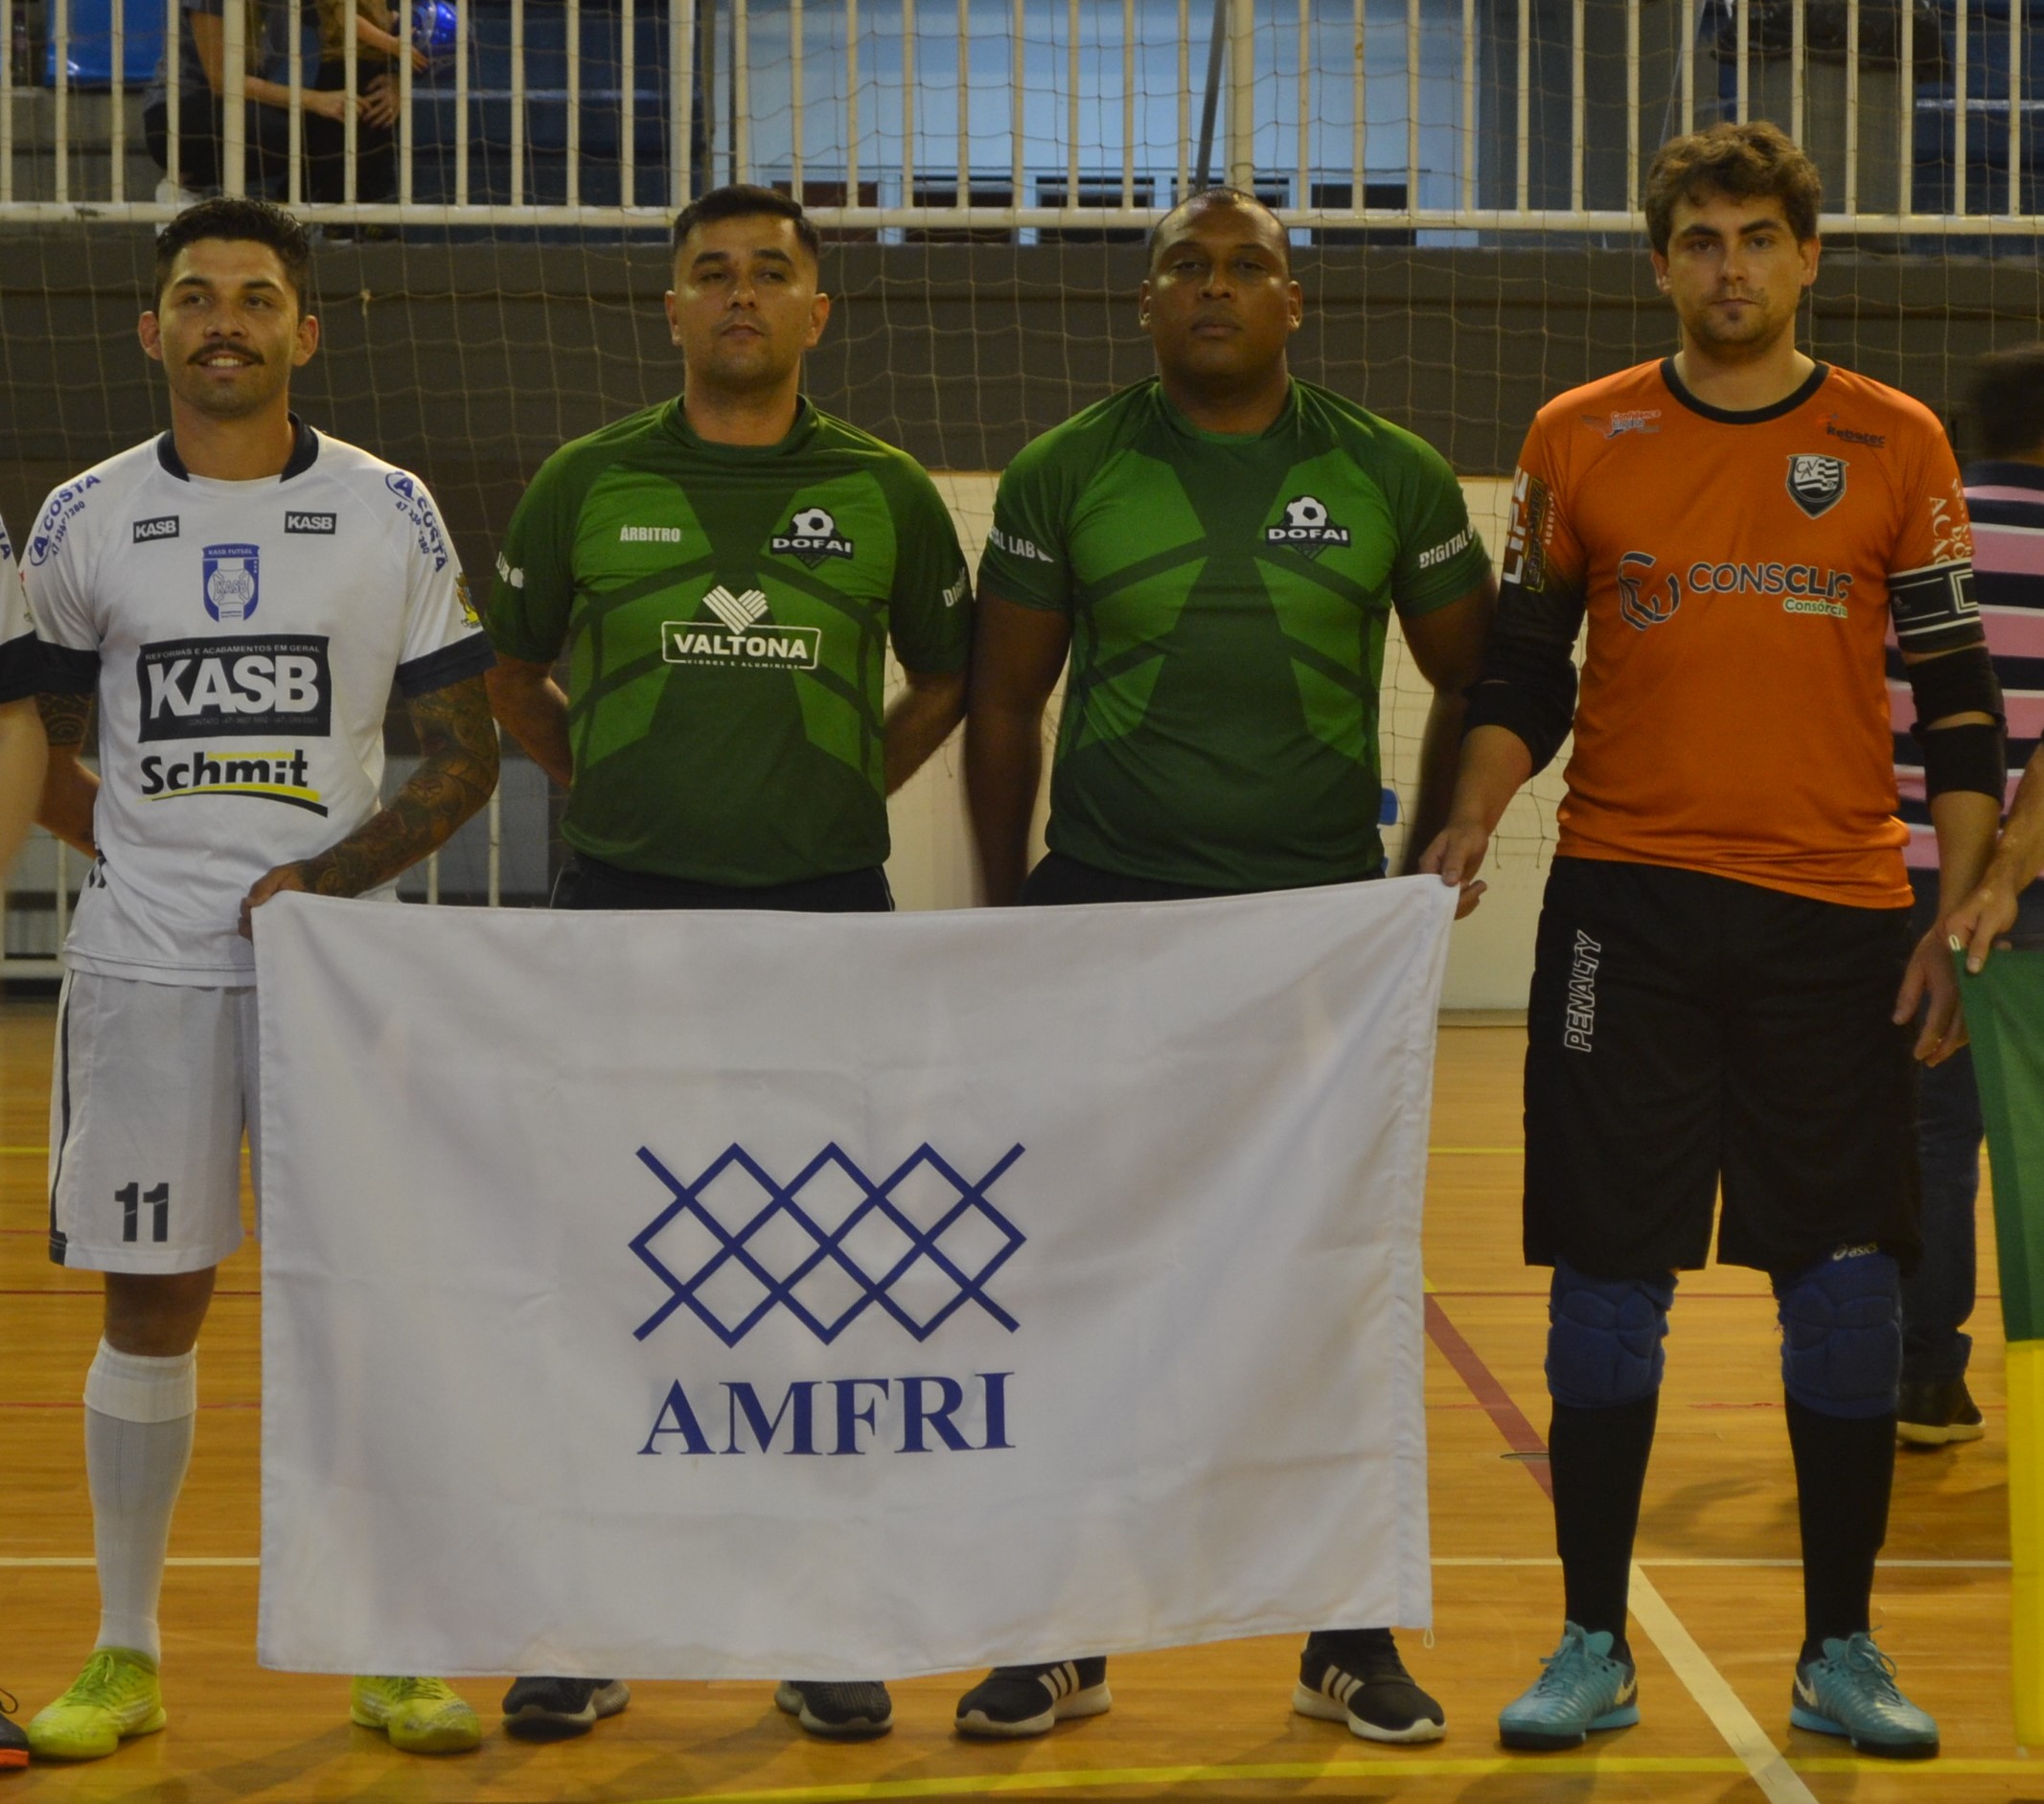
[
  {"xmin": 1916, "ymin": 720, "xmax": 2007, "ymax": 801},
  {"xmin": 1890, "ymin": 560, "xmax": 1985, "ymax": 654}
]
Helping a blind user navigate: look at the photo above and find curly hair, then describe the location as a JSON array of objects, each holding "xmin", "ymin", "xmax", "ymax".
[{"xmin": 1643, "ymin": 121, "xmax": 1822, "ymax": 255}]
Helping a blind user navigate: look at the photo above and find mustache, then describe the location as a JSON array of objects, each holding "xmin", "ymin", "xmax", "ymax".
[{"xmin": 189, "ymin": 343, "xmax": 264, "ymax": 366}]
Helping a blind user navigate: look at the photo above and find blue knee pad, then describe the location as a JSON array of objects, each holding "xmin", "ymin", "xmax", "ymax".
[
  {"xmin": 1545, "ymin": 1257, "xmax": 1676, "ymax": 1409},
  {"xmin": 1773, "ymin": 1248, "xmax": 1901, "ymax": 1419}
]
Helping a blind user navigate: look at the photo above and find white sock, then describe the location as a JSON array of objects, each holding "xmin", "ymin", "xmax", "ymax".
[{"xmin": 82, "ymin": 1340, "xmax": 197, "ymax": 1664}]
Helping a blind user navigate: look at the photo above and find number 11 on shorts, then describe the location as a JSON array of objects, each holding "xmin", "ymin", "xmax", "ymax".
[{"xmin": 116, "ymin": 1181, "xmax": 170, "ymax": 1244}]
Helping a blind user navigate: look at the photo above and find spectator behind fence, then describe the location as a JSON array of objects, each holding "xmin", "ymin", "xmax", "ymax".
[{"xmin": 146, "ymin": 0, "xmax": 424, "ymax": 208}]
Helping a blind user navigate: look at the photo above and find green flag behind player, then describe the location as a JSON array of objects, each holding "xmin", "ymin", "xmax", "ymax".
[{"xmin": 1959, "ymin": 949, "xmax": 2044, "ymax": 1742}]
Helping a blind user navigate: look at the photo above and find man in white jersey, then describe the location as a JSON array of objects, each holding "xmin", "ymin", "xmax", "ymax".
[
  {"xmin": 19, "ymin": 197, "xmax": 500, "ymax": 1764},
  {"xmin": 0, "ymin": 517, "xmax": 48, "ymax": 871},
  {"xmin": 0, "ymin": 514, "xmax": 45, "ymax": 1773}
]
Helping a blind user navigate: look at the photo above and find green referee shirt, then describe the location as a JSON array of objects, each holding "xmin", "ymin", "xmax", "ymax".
[
  {"xmin": 489, "ymin": 398, "xmax": 973, "ymax": 885},
  {"xmin": 978, "ymin": 377, "xmax": 1491, "ymax": 892}
]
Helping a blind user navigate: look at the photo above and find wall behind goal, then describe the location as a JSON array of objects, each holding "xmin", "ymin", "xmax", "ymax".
[{"xmin": 7, "ymin": 232, "xmax": 2042, "ymax": 1003}]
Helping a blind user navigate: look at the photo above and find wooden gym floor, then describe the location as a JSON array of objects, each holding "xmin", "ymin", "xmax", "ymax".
[{"xmin": 1, "ymin": 1007, "xmax": 2030, "ymax": 1801}]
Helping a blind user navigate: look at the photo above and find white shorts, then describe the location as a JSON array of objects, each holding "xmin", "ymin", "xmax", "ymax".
[{"xmin": 48, "ymin": 971, "xmax": 261, "ymax": 1273}]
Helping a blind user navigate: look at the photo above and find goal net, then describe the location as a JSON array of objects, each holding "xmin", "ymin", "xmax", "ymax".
[{"xmin": 2, "ymin": 0, "xmax": 2036, "ymax": 989}]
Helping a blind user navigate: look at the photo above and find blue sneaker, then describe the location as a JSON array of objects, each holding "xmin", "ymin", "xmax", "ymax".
[
  {"xmin": 1498, "ymin": 1623, "xmax": 1640, "ymax": 1750},
  {"xmin": 1790, "ymin": 1633, "xmax": 1939, "ymax": 1759}
]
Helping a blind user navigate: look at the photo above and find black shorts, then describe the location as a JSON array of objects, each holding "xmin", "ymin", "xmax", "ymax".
[
  {"xmin": 1018, "ymin": 850, "xmax": 1381, "ymax": 906},
  {"xmin": 552, "ymin": 854, "xmax": 892, "ymax": 914},
  {"xmin": 1524, "ymin": 856, "xmax": 1919, "ymax": 1279},
  {"xmin": 1019, "ymin": 852, "xmax": 1230, "ymax": 905}
]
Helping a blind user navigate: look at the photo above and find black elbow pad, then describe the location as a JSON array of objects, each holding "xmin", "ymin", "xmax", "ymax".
[
  {"xmin": 1462, "ymin": 646, "xmax": 1578, "ymax": 774},
  {"xmin": 1905, "ymin": 641, "xmax": 2002, "ymax": 727},
  {"xmin": 1916, "ymin": 719, "xmax": 2007, "ymax": 801}
]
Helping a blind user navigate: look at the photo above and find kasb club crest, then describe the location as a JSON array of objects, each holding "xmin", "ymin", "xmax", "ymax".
[
  {"xmin": 1785, "ymin": 454, "xmax": 1848, "ymax": 519},
  {"xmin": 202, "ymin": 543, "xmax": 260, "ymax": 621}
]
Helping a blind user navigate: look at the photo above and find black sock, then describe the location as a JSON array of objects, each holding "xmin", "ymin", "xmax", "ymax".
[
  {"xmin": 1785, "ymin": 1393, "xmax": 1895, "ymax": 1668},
  {"xmin": 1549, "ymin": 1392, "xmax": 1659, "ymax": 1665}
]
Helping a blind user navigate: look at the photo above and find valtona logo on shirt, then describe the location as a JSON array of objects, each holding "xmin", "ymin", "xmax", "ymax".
[
  {"xmin": 1265, "ymin": 495, "xmax": 1351, "ymax": 559},
  {"xmin": 662, "ymin": 585, "xmax": 821, "ymax": 671},
  {"xmin": 770, "ymin": 506, "xmax": 856, "ymax": 569}
]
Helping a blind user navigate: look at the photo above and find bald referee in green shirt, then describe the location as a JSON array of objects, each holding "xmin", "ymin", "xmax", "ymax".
[
  {"xmin": 961, "ymin": 186, "xmax": 1496, "ymax": 1743},
  {"xmin": 483, "ymin": 184, "xmax": 973, "ymax": 1745}
]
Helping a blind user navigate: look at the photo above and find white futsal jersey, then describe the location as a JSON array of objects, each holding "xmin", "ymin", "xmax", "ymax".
[
  {"xmin": 21, "ymin": 420, "xmax": 493, "ymax": 984},
  {"xmin": 0, "ymin": 514, "xmax": 37, "ymax": 703}
]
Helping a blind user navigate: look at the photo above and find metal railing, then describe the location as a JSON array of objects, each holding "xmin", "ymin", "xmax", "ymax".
[{"xmin": 1, "ymin": 0, "xmax": 2037, "ymax": 234}]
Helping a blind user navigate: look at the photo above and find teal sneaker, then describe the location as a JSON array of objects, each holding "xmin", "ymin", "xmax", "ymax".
[
  {"xmin": 1498, "ymin": 1622, "xmax": 1640, "ymax": 1750},
  {"xmin": 1789, "ymin": 1633, "xmax": 1939, "ymax": 1759}
]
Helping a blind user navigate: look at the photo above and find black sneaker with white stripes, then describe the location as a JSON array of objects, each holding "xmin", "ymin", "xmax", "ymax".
[
  {"xmin": 500, "ymin": 1677, "xmax": 631, "ymax": 1739},
  {"xmin": 954, "ymin": 1658, "xmax": 1112, "ymax": 1739},
  {"xmin": 1292, "ymin": 1629, "xmax": 1445, "ymax": 1743},
  {"xmin": 774, "ymin": 1679, "xmax": 893, "ymax": 1739}
]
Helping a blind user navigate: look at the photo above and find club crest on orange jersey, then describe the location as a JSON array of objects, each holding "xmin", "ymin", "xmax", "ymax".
[{"xmin": 1786, "ymin": 454, "xmax": 1848, "ymax": 518}]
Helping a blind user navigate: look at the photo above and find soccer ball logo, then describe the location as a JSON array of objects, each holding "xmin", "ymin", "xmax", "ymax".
[
  {"xmin": 1267, "ymin": 494, "xmax": 1349, "ymax": 558},
  {"xmin": 773, "ymin": 506, "xmax": 855, "ymax": 566}
]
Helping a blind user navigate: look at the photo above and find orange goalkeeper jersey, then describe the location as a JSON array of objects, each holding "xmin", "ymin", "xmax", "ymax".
[{"xmin": 1503, "ymin": 358, "xmax": 1974, "ymax": 909}]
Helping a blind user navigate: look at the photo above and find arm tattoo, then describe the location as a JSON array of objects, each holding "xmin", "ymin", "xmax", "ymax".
[
  {"xmin": 296, "ymin": 675, "xmax": 499, "ymax": 899},
  {"xmin": 36, "ymin": 689, "xmax": 94, "ymax": 750}
]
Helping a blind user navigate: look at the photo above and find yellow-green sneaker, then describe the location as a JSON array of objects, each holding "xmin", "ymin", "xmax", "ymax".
[
  {"xmin": 26, "ymin": 1648, "xmax": 167, "ymax": 1761},
  {"xmin": 349, "ymin": 1676, "xmax": 482, "ymax": 1754}
]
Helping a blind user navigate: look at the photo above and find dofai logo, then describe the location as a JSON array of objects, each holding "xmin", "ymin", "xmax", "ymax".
[
  {"xmin": 631, "ymin": 1142, "xmax": 1025, "ymax": 1345},
  {"xmin": 771, "ymin": 505, "xmax": 856, "ymax": 568},
  {"xmin": 1266, "ymin": 494, "xmax": 1352, "ymax": 558}
]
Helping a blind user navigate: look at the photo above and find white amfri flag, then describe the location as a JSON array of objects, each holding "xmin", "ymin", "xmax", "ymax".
[{"xmin": 253, "ymin": 878, "xmax": 1455, "ymax": 1678}]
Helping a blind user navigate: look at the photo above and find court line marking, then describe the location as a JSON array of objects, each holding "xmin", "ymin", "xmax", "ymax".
[
  {"xmin": 631, "ymin": 1754, "xmax": 2038, "ymax": 1802},
  {"xmin": 1628, "ymin": 1563, "xmax": 1820, "ymax": 1804},
  {"xmin": 1, "ymin": 1144, "xmax": 1528, "ymax": 1157},
  {"xmin": 0, "ymin": 1555, "xmax": 2009, "ymax": 1569},
  {"xmin": 2, "ymin": 1557, "xmax": 262, "ymax": 1567},
  {"xmin": 1422, "ymin": 1296, "xmax": 1551, "ymax": 1486}
]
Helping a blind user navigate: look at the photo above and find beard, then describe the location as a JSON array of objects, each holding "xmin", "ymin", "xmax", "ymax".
[{"xmin": 1684, "ymin": 293, "xmax": 1798, "ymax": 354}]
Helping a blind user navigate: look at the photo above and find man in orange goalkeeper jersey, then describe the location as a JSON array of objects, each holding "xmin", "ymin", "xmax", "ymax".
[{"xmin": 1425, "ymin": 122, "xmax": 2002, "ymax": 1761}]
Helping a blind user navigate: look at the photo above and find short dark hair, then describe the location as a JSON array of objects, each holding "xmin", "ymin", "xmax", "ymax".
[
  {"xmin": 152, "ymin": 195, "xmax": 312, "ymax": 310},
  {"xmin": 1146, "ymin": 185, "xmax": 1290, "ymax": 268},
  {"xmin": 1969, "ymin": 344, "xmax": 2044, "ymax": 460},
  {"xmin": 671, "ymin": 184, "xmax": 822, "ymax": 264},
  {"xmin": 1643, "ymin": 121, "xmax": 1822, "ymax": 256}
]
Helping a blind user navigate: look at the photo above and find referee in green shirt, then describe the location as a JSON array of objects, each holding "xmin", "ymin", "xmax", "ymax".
[
  {"xmin": 483, "ymin": 185, "xmax": 973, "ymax": 1743},
  {"xmin": 962, "ymin": 185, "xmax": 1497, "ymax": 1743}
]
